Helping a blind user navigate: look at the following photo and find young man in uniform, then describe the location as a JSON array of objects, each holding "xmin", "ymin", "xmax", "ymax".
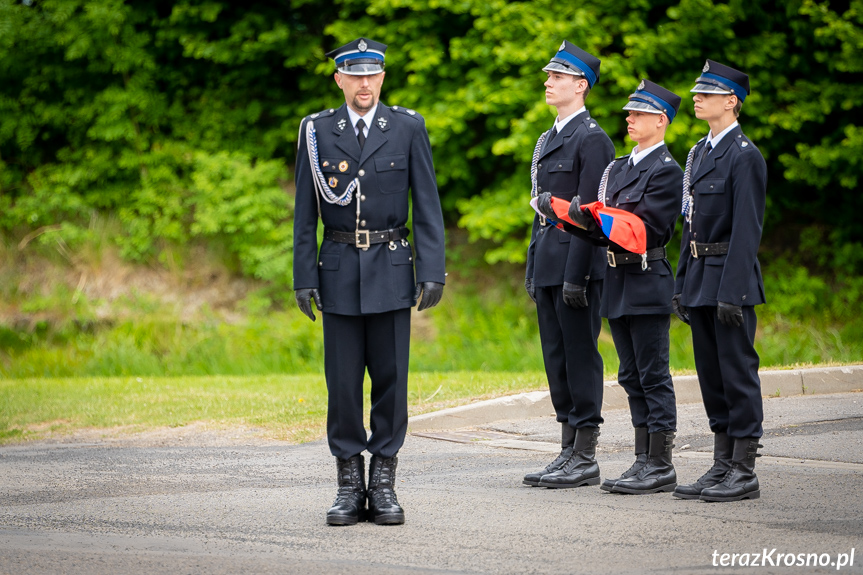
[
  {"xmin": 523, "ymin": 41, "xmax": 614, "ymax": 489},
  {"xmin": 671, "ymin": 60, "xmax": 767, "ymax": 502},
  {"xmin": 537, "ymin": 79, "xmax": 683, "ymax": 494},
  {"xmin": 293, "ymin": 38, "xmax": 446, "ymax": 524}
]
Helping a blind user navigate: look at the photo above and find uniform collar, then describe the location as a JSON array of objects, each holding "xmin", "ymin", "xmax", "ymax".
[
  {"xmin": 554, "ymin": 106, "xmax": 587, "ymax": 133},
  {"xmin": 630, "ymin": 140, "xmax": 665, "ymax": 167},
  {"xmin": 346, "ymin": 104, "xmax": 378, "ymax": 131},
  {"xmin": 707, "ymin": 120, "xmax": 739, "ymax": 150}
]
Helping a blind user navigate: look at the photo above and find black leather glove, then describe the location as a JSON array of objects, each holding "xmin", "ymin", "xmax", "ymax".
[
  {"xmin": 717, "ymin": 301, "xmax": 743, "ymax": 327},
  {"xmin": 671, "ymin": 294, "xmax": 690, "ymax": 325},
  {"xmin": 415, "ymin": 281, "xmax": 444, "ymax": 311},
  {"xmin": 525, "ymin": 277, "xmax": 536, "ymax": 303},
  {"xmin": 295, "ymin": 288, "xmax": 323, "ymax": 322},
  {"xmin": 563, "ymin": 282, "xmax": 588, "ymax": 308},
  {"xmin": 536, "ymin": 192, "xmax": 557, "ymax": 221},
  {"xmin": 567, "ymin": 195, "xmax": 595, "ymax": 230}
]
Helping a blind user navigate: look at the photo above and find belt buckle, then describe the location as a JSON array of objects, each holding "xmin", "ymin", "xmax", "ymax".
[
  {"xmin": 355, "ymin": 230, "xmax": 370, "ymax": 249},
  {"xmin": 690, "ymin": 240, "xmax": 699, "ymax": 259},
  {"xmin": 539, "ymin": 215, "xmax": 547, "ymax": 227},
  {"xmin": 606, "ymin": 250, "xmax": 617, "ymax": 268}
]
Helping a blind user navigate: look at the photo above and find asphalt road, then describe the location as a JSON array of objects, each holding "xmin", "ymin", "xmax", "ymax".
[{"xmin": 1, "ymin": 392, "xmax": 862, "ymax": 574}]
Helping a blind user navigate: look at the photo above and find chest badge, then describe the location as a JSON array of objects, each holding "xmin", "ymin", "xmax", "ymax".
[
  {"xmin": 328, "ymin": 177, "xmax": 338, "ymax": 188},
  {"xmin": 338, "ymin": 161, "xmax": 349, "ymax": 172},
  {"xmin": 377, "ymin": 116, "xmax": 387, "ymax": 130}
]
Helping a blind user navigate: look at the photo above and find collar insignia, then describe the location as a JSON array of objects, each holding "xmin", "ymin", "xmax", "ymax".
[
  {"xmin": 337, "ymin": 118, "xmax": 347, "ymax": 131},
  {"xmin": 377, "ymin": 117, "xmax": 387, "ymax": 129}
]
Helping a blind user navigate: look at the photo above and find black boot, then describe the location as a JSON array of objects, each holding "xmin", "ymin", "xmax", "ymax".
[
  {"xmin": 326, "ymin": 455, "xmax": 367, "ymax": 526},
  {"xmin": 613, "ymin": 430, "xmax": 677, "ymax": 494},
  {"xmin": 601, "ymin": 427, "xmax": 648, "ymax": 492},
  {"xmin": 700, "ymin": 438, "xmax": 762, "ymax": 502},
  {"xmin": 538, "ymin": 427, "xmax": 601, "ymax": 488},
  {"xmin": 368, "ymin": 455, "xmax": 405, "ymax": 525},
  {"xmin": 673, "ymin": 432, "xmax": 732, "ymax": 500},
  {"xmin": 523, "ymin": 423, "xmax": 576, "ymax": 486}
]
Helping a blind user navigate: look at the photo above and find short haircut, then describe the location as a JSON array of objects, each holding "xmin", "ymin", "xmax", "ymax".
[{"xmin": 733, "ymin": 98, "xmax": 742, "ymax": 118}]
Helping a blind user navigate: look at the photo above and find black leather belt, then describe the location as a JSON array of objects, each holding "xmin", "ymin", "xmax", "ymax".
[
  {"xmin": 689, "ymin": 241, "xmax": 729, "ymax": 258},
  {"xmin": 324, "ymin": 227, "xmax": 409, "ymax": 248},
  {"xmin": 607, "ymin": 247, "xmax": 666, "ymax": 268}
]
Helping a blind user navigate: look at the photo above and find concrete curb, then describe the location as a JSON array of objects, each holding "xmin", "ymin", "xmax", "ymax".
[{"xmin": 408, "ymin": 364, "xmax": 863, "ymax": 432}]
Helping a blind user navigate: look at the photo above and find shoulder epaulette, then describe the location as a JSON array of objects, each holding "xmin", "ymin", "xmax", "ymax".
[
  {"xmin": 614, "ymin": 154, "xmax": 630, "ymax": 161},
  {"xmin": 391, "ymin": 105, "xmax": 422, "ymax": 119},
  {"xmin": 305, "ymin": 108, "xmax": 338, "ymax": 121},
  {"xmin": 733, "ymin": 133, "xmax": 754, "ymax": 150},
  {"xmin": 583, "ymin": 116, "xmax": 602, "ymax": 130},
  {"xmin": 659, "ymin": 150, "xmax": 675, "ymax": 164}
]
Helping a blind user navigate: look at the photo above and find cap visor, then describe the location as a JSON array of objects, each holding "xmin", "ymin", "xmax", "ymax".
[
  {"xmin": 542, "ymin": 62, "xmax": 584, "ymax": 76},
  {"xmin": 338, "ymin": 63, "xmax": 385, "ymax": 76},
  {"xmin": 690, "ymin": 82, "xmax": 733, "ymax": 94},
  {"xmin": 622, "ymin": 101, "xmax": 664, "ymax": 114}
]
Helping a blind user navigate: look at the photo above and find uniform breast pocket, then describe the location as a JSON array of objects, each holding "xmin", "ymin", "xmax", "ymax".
[
  {"xmin": 374, "ymin": 154, "xmax": 408, "ymax": 194},
  {"xmin": 696, "ymin": 178, "xmax": 727, "ymax": 216},
  {"xmin": 318, "ymin": 252, "xmax": 340, "ymax": 271},
  {"xmin": 548, "ymin": 160, "xmax": 574, "ymax": 173},
  {"xmin": 617, "ymin": 190, "xmax": 644, "ymax": 206}
]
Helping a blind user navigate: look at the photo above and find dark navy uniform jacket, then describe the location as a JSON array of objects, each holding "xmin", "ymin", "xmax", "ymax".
[
  {"xmin": 570, "ymin": 145, "xmax": 683, "ymax": 319},
  {"xmin": 675, "ymin": 126, "xmax": 767, "ymax": 308},
  {"xmin": 293, "ymin": 103, "xmax": 446, "ymax": 316},
  {"xmin": 526, "ymin": 111, "xmax": 614, "ymax": 287}
]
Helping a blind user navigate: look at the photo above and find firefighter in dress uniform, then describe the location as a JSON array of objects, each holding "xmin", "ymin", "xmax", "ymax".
[{"xmin": 293, "ymin": 38, "xmax": 446, "ymax": 524}]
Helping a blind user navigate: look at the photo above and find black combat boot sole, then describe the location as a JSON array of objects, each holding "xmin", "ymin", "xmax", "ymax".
[
  {"xmin": 671, "ymin": 489, "xmax": 702, "ymax": 500},
  {"xmin": 701, "ymin": 489, "xmax": 760, "ymax": 502},
  {"xmin": 612, "ymin": 482, "xmax": 677, "ymax": 495},
  {"xmin": 522, "ymin": 477, "xmax": 542, "ymax": 487},
  {"xmin": 539, "ymin": 476, "xmax": 601, "ymax": 489},
  {"xmin": 599, "ymin": 479, "xmax": 617, "ymax": 492},
  {"xmin": 371, "ymin": 511, "xmax": 405, "ymax": 525},
  {"xmin": 327, "ymin": 509, "xmax": 367, "ymax": 526}
]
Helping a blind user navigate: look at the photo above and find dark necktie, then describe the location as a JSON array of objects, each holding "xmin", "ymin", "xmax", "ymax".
[
  {"xmin": 542, "ymin": 125, "xmax": 557, "ymax": 153},
  {"xmin": 692, "ymin": 140, "xmax": 713, "ymax": 175},
  {"xmin": 615, "ymin": 156, "xmax": 634, "ymax": 185},
  {"xmin": 356, "ymin": 119, "xmax": 366, "ymax": 150}
]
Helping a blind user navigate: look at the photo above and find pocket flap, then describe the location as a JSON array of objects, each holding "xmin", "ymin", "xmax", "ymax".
[
  {"xmin": 618, "ymin": 191, "xmax": 644, "ymax": 204},
  {"xmin": 548, "ymin": 160, "xmax": 574, "ymax": 173},
  {"xmin": 318, "ymin": 252, "xmax": 340, "ymax": 270},
  {"xmin": 375, "ymin": 154, "xmax": 407, "ymax": 172},
  {"xmin": 697, "ymin": 179, "xmax": 726, "ymax": 195}
]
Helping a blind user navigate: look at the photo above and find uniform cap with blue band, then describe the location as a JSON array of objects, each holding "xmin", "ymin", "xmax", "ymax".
[
  {"xmin": 542, "ymin": 40, "xmax": 601, "ymax": 88},
  {"xmin": 622, "ymin": 79, "xmax": 682, "ymax": 123},
  {"xmin": 326, "ymin": 38, "xmax": 387, "ymax": 76},
  {"xmin": 690, "ymin": 59, "xmax": 750, "ymax": 102}
]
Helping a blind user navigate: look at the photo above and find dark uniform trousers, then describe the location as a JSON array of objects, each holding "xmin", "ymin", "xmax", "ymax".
[
  {"xmin": 526, "ymin": 110, "xmax": 615, "ymax": 431},
  {"xmin": 323, "ymin": 309, "xmax": 411, "ymax": 459},
  {"xmin": 293, "ymin": 103, "xmax": 446, "ymax": 461},
  {"xmin": 688, "ymin": 306, "xmax": 763, "ymax": 438},
  {"xmin": 676, "ymin": 126, "xmax": 768, "ymax": 440},
  {"xmin": 535, "ymin": 281, "xmax": 604, "ymax": 430},
  {"xmin": 566, "ymin": 144, "xmax": 683, "ymax": 433}
]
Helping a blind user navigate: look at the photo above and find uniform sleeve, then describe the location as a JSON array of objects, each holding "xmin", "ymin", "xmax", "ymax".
[
  {"xmin": 526, "ymin": 215, "xmax": 538, "ymax": 280},
  {"xmin": 563, "ymin": 131, "xmax": 614, "ymax": 284},
  {"xmin": 292, "ymin": 119, "xmax": 321, "ymax": 290},
  {"xmin": 409, "ymin": 117, "xmax": 446, "ymax": 284},
  {"xmin": 675, "ymin": 223, "xmax": 692, "ymax": 295},
  {"xmin": 717, "ymin": 149, "xmax": 767, "ymax": 305}
]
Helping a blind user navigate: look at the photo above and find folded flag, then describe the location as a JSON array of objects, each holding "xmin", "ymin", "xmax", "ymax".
[{"xmin": 529, "ymin": 196, "xmax": 646, "ymax": 254}]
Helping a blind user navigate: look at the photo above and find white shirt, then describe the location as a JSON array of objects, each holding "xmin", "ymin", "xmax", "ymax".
[
  {"xmin": 707, "ymin": 121, "xmax": 739, "ymax": 151},
  {"xmin": 554, "ymin": 106, "xmax": 587, "ymax": 134},
  {"xmin": 629, "ymin": 140, "xmax": 665, "ymax": 167},
  {"xmin": 347, "ymin": 104, "xmax": 378, "ymax": 138}
]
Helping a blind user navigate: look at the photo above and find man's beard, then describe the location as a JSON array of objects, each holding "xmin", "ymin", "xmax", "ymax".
[{"xmin": 352, "ymin": 95, "xmax": 375, "ymax": 113}]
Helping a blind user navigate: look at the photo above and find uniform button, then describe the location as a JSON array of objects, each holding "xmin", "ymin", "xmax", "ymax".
[
  {"xmin": 647, "ymin": 266, "xmax": 652, "ymax": 271},
  {"xmin": 360, "ymin": 220, "xmax": 366, "ymax": 226},
  {"xmin": 585, "ymin": 276, "xmax": 590, "ymax": 280},
  {"xmin": 318, "ymin": 262, "xmax": 322, "ymax": 267},
  {"xmin": 358, "ymin": 169, "xmax": 365, "ymax": 176},
  {"xmin": 362, "ymin": 247, "xmax": 368, "ymax": 251},
  {"xmin": 742, "ymin": 295, "xmax": 747, "ymax": 301},
  {"xmin": 409, "ymin": 257, "xmax": 412, "ymax": 261},
  {"xmin": 537, "ymin": 187, "xmax": 542, "ymax": 193},
  {"xmin": 361, "ymin": 195, "xmax": 366, "ymax": 201},
  {"xmin": 538, "ymin": 164, "xmax": 542, "ymax": 169},
  {"xmin": 390, "ymin": 162, "xmax": 395, "ymax": 167},
  {"xmin": 558, "ymin": 164, "xmax": 562, "ymax": 168}
]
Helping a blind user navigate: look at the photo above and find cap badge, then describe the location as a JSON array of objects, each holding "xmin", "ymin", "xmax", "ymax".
[
  {"xmin": 338, "ymin": 161, "xmax": 349, "ymax": 172},
  {"xmin": 358, "ymin": 39, "xmax": 368, "ymax": 52},
  {"xmin": 703, "ymin": 61, "xmax": 710, "ymax": 72},
  {"xmin": 337, "ymin": 118, "xmax": 347, "ymax": 131},
  {"xmin": 328, "ymin": 177, "xmax": 338, "ymax": 188},
  {"xmin": 637, "ymin": 80, "xmax": 645, "ymax": 90},
  {"xmin": 377, "ymin": 117, "xmax": 387, "ymax": 129},
  {"xmin": 559, "ymin": 41, "xmax": 566, "ymax": 51}
]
